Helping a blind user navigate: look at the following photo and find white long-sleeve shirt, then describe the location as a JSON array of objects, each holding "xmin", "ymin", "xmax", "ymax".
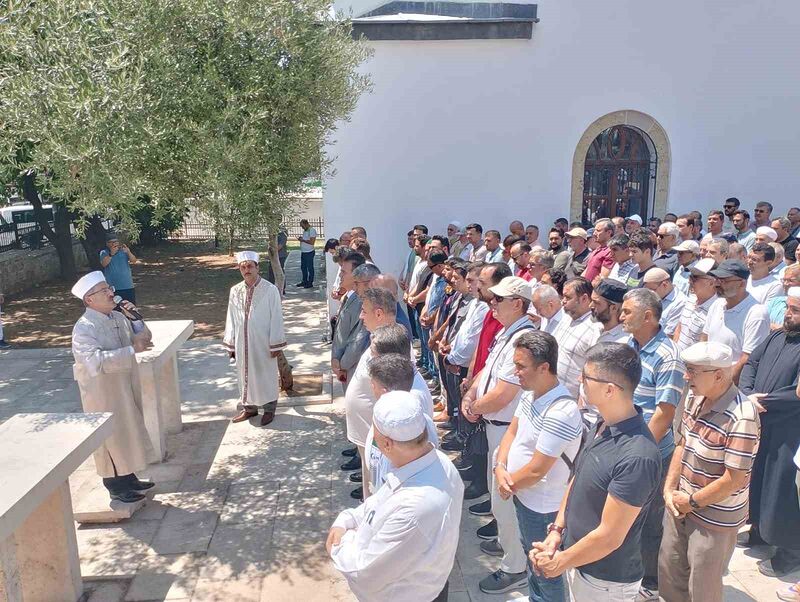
[
  {"xmin": 446, "ymin": 297, "xmax": 489, "ymax": 367},
  {"xmin": 330, "ymin": 448, "xmax": 464, "ymax": 602}
]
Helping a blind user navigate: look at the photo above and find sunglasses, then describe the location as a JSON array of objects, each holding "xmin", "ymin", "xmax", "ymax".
[{"xmin": 492, "ymin": 294, "xmax": 509, "ymax": 303}]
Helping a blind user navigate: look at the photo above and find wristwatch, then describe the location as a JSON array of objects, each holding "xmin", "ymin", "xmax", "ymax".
[
  {"xmin": 547, "ymin": 523, "xmax": 565, "ymax": 536},
  {"xmin": 689, "ymin": 493, "xmax": 701, "ymax": 509}
]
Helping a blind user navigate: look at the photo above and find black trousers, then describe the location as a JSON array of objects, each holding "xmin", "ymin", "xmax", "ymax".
[
  {"xmin": 444, "ymin": 366, "xmax": 466, "ymax": 418},
  {"xmin": 300, "ymin": 251, "xmax": 315, "ymax": 285}
]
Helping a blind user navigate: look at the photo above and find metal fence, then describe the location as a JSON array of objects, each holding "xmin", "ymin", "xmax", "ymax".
[
  {"xmin": 167, "ymin": 214, "xmax": 324, "ymax": 243},
  {"xmin": 0, "ymin": 222, "xmax": 50, "ymax": 253}
]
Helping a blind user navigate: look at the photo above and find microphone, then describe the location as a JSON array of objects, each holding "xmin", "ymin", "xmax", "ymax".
[{"xmin": 113, "ymin": 295, "xmax": 143, "ymax": 321}]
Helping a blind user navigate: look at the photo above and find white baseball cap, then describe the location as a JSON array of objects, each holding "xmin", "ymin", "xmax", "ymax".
[
  {"xmin": 673, "ymin": 240, "xmax": 700, "ymax": 254},
  {"xmin": 489, "ymin": 276, "xmax": 534, "ymax": 301}
]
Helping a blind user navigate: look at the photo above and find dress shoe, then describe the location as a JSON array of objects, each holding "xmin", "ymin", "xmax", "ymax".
[
  {"xmin": 232, "ymin": 409, "xmax": 257, "ymax": 423},
  {"xmin": 341, "ymin": 456, "xmax": 361, "ymax": 471},
  {"xmin": 341, "ymin": 446, "xmax": 358, "ymax": 457},
  {"xmin": 438, "ymin": 417, "xmax": 457, "ymax": 432},
  {"xmin": 350, "ymin": 487, "xmax": 363, "ymax": 501},
  {"xmin": 441, "ymin": 436, "xmax": 465, "ymax": 452},
  {"xmin": 433, "ymin": 411, "xmax": 450, "ymax": 423},
  {"xmin": 463, "ymin": 481, "xmax": 488, "ymax": 500},
  {"xmin": 125, "ymin": 475, "xmax": 155, "ymax": 491},
  {"xmin": 260, "ymin": 411, "xmax": 275, "ymax": 427},
  {"xmin": 477, "ymin": 519, "xmax": 498, "ymax": 540},
  {"xmin": 469, "ymin": 499, "xmax": 492, "ymax": 516},
  {"xmin": 110, "ymin": 490, "xmax": 146, "ymax": 503},
  {"xmin": 433, "ymin": 401, "xmax": 445, "ymax": 413},
  {"xmin": 736, "ymin": 527, "xmax": 765, "ymax": 547},
  {"xmin": 480, "ymin": 538, "xmax": 504, "ymax": 557},
  {"xmin": 349, "ymin": 471, "xmax": 363, "ymax": 483}
]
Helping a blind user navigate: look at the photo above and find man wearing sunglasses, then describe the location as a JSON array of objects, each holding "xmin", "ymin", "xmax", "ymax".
[
  {"xmin": 71, "ymin": 270, "xmax": 156, "ymax": 504},
  {"xmin": 722, "ymin": 197, "xmax": 740, "ymax": 233}
]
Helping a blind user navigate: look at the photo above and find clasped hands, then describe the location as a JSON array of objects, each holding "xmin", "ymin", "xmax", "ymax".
[{"xmin": 528, "ymin": 531, "xmax": 566, "ymax": 578}]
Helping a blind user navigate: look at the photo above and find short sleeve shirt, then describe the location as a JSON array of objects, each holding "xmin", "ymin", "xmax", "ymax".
[
  {"xmin": 583, "ymin": 246, "xmax": 614, "ymax": 282},
  {"xmin": 702, "ymin": 295, "xmax": 770, "ymax": 361},
  {"xmin": 507, "ymin": 385, "xmax": 582, "ymax": 512},
  {"xmin": 563, "ymin": 407, "xmax": 661, "ymax": 583},
  {"xmin": 300, "ymin": 227, "xmax": 317, "ymax": 253},
  {"xmin": 476, "ymin": 316, "xmax": 534, "ymax": 423},
  {"xmin": 99, "ymin": 249, "xmax": 133, "ymax": 290}
]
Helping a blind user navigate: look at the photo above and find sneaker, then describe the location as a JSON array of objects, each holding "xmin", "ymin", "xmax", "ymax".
[
  {"xmin": 777, "ymin": 582, "xmax": 800, "ymax": 602},
  {"xmin": 635, "ymin": 586, "xmax": 659, "ymax": 601},
  {"xmin": 480, "ymin": 538, "xmax": 504, "ymax": 557},
  {"xmin": 441, "ymin": 436, "xmax": 466, "ymax": 453},
  {"xmin": 469, "ymin": 499, "xmax": 492, "ymax": 516},
  {"xmin": 478, "ymin": 569, "xmax": 527, "ymax": 594},
  {"xmin": 477, "ymin": 519, "xmax": 498, "ymax": 540}
]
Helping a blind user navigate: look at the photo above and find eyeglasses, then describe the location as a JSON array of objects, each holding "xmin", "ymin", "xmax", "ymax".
[
  {"xmin": 580, "ymin": 370, "xmax": 623, "ymax": 389},
  {"xmin": 657, "ymin": 233, "xmax": 671, "ymax": 239},
  {"xmin": 754, "ymin": 209, "xmax": 767, "ymax": 213},
  {"xmin": 492, "ymin": 294, "xmax": 509, "ymax": 303},
  {"xmin": 87, "ymin": 285, "xmax": 115, "ymax": 297},
  {"xmin": 685, "ymin": 367, "xmax": 719, "ymax": 376}
]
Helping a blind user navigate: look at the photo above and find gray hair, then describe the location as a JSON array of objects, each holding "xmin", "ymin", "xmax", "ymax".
[
  {"xmin": 769, "ymin": 242, "xmax": 784, "ymax": 261},
  {"xmin": 595, "ymin": 218, "xmax": 613, "ymax": 232},
  {"xmin": 353, "ymin": 263, "xmax": 381, "ymax": 282},
  {"xmin": 367, "ymin": 353, "xmax": 414, "ymax": 391},
  {"xmin": 533, "ymin": 284, "xmax": 560, "ymax": 305},
  {"xmin": 710, "ymin": 237, "xmax": 730, "ymax": 256},
  {"xmin": 727, "ymin": 242, "xmax": 746, "ymax": 261},
  {"xmin": 370, "ymin": 324, "xmax": 410, "ymax": 356},
  {"xmin": 660, "ymin": 222, "xmax": 680, "ymax": 238},
  {"xmin": 531, "ymin": 249, "xmax": 554, "ymax": 269},
  {"xmin": 774, "ymin": 216, "xmax": 791, "ymax": 232},
  {"xmin": 623, "ymin": 287, "xmax": 663, "ymax": 321},
  {"xmin": 362, "ymin": 287, "xmax": 397, "ymax": 316}
]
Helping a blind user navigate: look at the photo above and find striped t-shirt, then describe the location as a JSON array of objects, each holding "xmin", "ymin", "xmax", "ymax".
[{"xmin": 677, "ymin": 385, "xmax": 760, "ymax": 530}]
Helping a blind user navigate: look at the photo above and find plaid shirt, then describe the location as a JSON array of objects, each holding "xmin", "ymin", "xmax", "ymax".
[
  {"xmin": 628, "ymin": 329, "xmax": 685, "ymax": 458},
  {"xmin": 553, "ymin": 311, "xmax": 601, "ymax": 397}
]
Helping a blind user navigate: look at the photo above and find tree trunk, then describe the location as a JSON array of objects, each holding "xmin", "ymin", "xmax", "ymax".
[
  {"xmin": 22, "ymin": 172, "xmax": 77, "ymax": 279},
  {"xmin": 79, "ymin": 215, "xmax": 109, "ymax": 271}
]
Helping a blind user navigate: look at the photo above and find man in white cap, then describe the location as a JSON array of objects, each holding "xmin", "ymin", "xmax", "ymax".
[
  {"xmin": 327, "ymin": 390, "xmax": 463, "ymax": 602},
  {"xmin": 659, "ymin": 342, "xmax": 760, "ymax": 602},
  {"xmin": 71, "ymin": 271, "xmax": 156, "ymax": 503},
  {"xmin": 625, "ymin": 214, "xmax": 643, "ymax": 234},
  {"xmin": 223, "ymin": 251, "xmax": 286, "ymax": 427},
  {"xmin": 673, "ymin": 258, "xmax": 718, "ymax": 353},
  {"xmin": 738, "ymin": 287, "xmax": 800, "ymax": 578},
  {"xmin": 671, "ymin": 239, "xmax": 700, "ymax": 296},
  {"xmin": 746, "ymin": 242, "xmax": 783, "ymax": 304},
  {"xmin": 643, "ymin": 267, "xmax": 687, "ymax": 337},
  {"xmin": 755, "ymin": 225, "xmax": 778, "ymax": 244},
  {"xmin": 447, "ymin": 221, "xmax": 469, "ymax": 260},
  {"xmin": 461, "ymin": 275, "xmax": 536, "ymax": 594}
]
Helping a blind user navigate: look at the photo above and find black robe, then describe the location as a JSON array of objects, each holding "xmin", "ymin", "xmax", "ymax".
[{"xmin": 739, "ymin": 330, "xmax": 800, "ymax": 549}]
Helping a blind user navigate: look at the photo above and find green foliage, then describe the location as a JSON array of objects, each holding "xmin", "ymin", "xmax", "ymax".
[
  {"xmin": 134, "ymin": 197, "xmax": 187, "ymax": 244},
  {"xmin": 0, "ymin": 0, "xmax": 371, "ymax": 241}
]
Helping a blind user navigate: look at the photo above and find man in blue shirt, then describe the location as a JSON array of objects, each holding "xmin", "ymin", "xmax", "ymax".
[
  {"xmin": 619, "ymin": 287, "xmax": 685, "ymax": 601},
  {"xmin": 99, "ymin": 232, "xmax": 139, "ymax": 303}
]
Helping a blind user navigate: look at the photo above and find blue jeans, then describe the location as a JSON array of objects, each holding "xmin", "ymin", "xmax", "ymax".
[
  {"xmin": 300, "ymin": 251, "xmax": 315, "ymax": 285},
  {"xmin": 513, "ymin": 497, "xmax": 565, "ymax": 602},
  {"xmin": 419, "ymin": 326, "xmax": 437, "ymax": 377}
]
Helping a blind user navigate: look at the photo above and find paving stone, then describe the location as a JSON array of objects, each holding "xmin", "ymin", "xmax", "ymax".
[
  {"xmin": 151, "ymin": 496, "xmax": 221, "ymax": 555},
  {"xmin": 81, "ymin": 579, "xmax": 130, "ymax": 602},
  {"xmin": 191, "ymin": 576, "xmax": 262, "ymax": 602},
  {"xmin": 220, "ymin": 481, "xmax": 279, "ymax": 525},
  {"xmin": 76, "ymin": 520, "xmax": 161, "ymax": 577},
  {"xmin": 125, "ymin": 553, "xmax": 202, "ymax": 601}
]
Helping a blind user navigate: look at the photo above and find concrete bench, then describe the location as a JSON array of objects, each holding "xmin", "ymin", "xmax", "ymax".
[
  {"xmin": 0, "ymin": 412, "xmax": 113, "ymax": 602},
  {"xmin": 135, "ymin": 320, "xmax": 194, "ymax": 461}
]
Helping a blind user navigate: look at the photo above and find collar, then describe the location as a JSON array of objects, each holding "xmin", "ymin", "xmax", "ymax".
[
  {"xmin": 532, "ymin": 382, "xmax": 572, "ymax": 408},
  {"xmin": 663, "ymin": 289, "xmax": 676, "ymax": 304},
  {"xmin": 85, "ymin": 307, "xmax": 115, "ymax": 321},
  {"xmin": 697, "ymin": 294, "xmax": 718, "ymax": 310},
  {"xmin": 384, "ymin": 446, "xmax": 438, "ymax": 491},
  {"xmin": 499, "ymin": 315, "xmax": 532, "ymax": 339},
  {"xmin": 570, "ymin": 311, "xmax": 592, "ymax": 325},
  {"xmin": 600, "ymin": 405, "xmax": 647, "ymax": 437},
  {"xmin": 680, "ymin": 261, "xmax": 698, "ymax": 274},
  {"xmin": 245, "ymin": 276, "xmax": 261, "ymax": 290},
  {"xmin": 633, "ymin": 328, "xmax": 666, "ymax": 353},
  {"xmin": 549, "ymin": 308, "xmax": 564, "ymax": 324},
  {"xmin": 603, "ymin": 323, "xmax": 626, "ymax": 336},
  {"xmin": 706, "ymin": 383, "xmax": 742, "ymax": 415}
]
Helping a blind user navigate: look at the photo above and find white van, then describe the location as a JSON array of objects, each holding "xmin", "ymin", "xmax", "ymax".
[{"xmin": 0, "ymin": 204, "xmax": 54, "ymax": 227}]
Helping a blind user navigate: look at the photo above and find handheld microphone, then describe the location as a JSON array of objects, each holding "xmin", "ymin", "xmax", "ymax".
[{"xmin": 113, "ymin": 295, "xmax": 143, "ymax": 321}]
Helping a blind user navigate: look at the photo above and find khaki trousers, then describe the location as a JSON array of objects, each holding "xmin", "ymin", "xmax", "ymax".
[
  {"xmin": 658, "ymin": 513, "xmax": 737, "ymax": 602},
  {"xmin": 566, "ymin": 569, "xmax": 640, "ymax": 602}
]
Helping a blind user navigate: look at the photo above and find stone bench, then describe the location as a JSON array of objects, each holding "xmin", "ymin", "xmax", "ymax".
[{"xmin": 0, "ymin": 412, "xmax": 113, "ymax": 602}]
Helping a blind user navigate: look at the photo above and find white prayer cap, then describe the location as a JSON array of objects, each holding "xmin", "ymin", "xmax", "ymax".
[
  {"xmin": 756, "ymin": 226, "xmax": 778, "ymax": 241},
  {"xmin": 788, "ymin": 286, "xmax": 800, "ymax": 299},
  {"xmin": 628, "ymin": 214, "xmax": 643, "ymax": 225},
  {"xmin": 235, "ymin": 250, "xmax": 259, "ymax": 264},
  {"xmin": 689, "ymin": 257, "xmax": 716, "ymax": 277},
  {"xmin": 373, "ymin": 391, "xmax": 427, "ymax": 442},
  {"xmin": 642, "ymin": 267, "xmax": 671, "ymax": 284},
  {"xmin": 71, "ymin": 271, "xmax": 106, "ymax": 300},
  {"xmin": 681, "ymin": 341, "xmax": 733, "ymax": 369},
  {"xmin": 448, "ymin": 220, "xmax": 463, "ymax": 232}
]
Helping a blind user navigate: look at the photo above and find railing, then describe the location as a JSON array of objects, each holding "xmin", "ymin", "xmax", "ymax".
[
  {"xmin": 0, "ymin": 222, "xmax": 50, "ymax": 253},
  {"xmin": 167, "ymin": 216, "xmax": 325, "ymax": 243}
]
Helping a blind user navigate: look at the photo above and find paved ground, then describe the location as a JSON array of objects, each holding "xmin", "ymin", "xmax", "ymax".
[{"xmin": 0, "ymin": 252, "xmax": 795, "ymax": 601}]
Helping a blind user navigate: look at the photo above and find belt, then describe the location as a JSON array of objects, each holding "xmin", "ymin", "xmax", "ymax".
[{"xmin": 484, "ymin": 419, "xmax": 511, "ymax": 427}]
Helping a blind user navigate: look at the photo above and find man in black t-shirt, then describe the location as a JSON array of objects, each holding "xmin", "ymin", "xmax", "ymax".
[
  {"xmin": 626, "ymin": 231, "xmax": 657, "ymax": 288},
  {"xmin": 530, "ymin": 343, "xmax": 661, "ymax": 601}
]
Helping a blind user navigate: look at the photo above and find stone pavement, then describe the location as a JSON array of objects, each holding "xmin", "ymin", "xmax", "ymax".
[{"xmin": 0, "ymin": 251, "xmax": 795, "ymax": 601}]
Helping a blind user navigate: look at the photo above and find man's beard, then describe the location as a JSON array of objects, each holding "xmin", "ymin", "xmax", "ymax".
[{"xmin": 784, "ymin": 319, "xmax": 800, "ymax": 335}]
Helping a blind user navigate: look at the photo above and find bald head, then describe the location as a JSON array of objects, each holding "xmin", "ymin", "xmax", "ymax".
[{"xmin": 370, "ymin": 274, "xmax": 399, "ymax": 301}]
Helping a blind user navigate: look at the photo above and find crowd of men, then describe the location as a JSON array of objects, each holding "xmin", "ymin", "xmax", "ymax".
[{"xmin": 324, "ymin": 201, "xmax": 800, "ymax": 602}]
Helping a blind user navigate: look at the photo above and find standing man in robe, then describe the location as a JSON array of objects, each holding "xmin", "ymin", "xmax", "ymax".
[
  {"xmin": 738, "ymin": 287, "xmax": 800, "ymax": 577},
  {"xmin": 71, "ymin": 271, "xmax": 156, "ymax": 503},
  {"xmin": 224, "ymin": 251, "xmax": 287, "ymax": 427}
]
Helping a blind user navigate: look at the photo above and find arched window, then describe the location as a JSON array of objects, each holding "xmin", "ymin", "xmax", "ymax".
[{"xmin": 582, "ymin": 125, "xmax": 656, "ymax": 223}]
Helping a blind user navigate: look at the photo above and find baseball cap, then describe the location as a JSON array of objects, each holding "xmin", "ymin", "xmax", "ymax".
[
  {"xmin": 673, "ymin": 240, "xmax": 700, "ymax": 254},
  {"xmin": 565, "ymin": 227, "xmax": 588, "ymax": 240},
  {"xmin": 489, "ymin": 276, "xmax": 533, "ymax": 301},
  {"xmin": 708, "ymin": 259, "xmax": 750, "ymax": 280}
]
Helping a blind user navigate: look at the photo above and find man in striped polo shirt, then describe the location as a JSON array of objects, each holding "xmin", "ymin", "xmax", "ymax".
[{"xmin": 659, "ymin": 342, "xmax": 760, "ymax": 602}]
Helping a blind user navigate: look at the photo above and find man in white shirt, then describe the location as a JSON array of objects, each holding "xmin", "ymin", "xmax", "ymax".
[
  {"xmin": 467, "ymin": 223, "xmax": 487, "ymax": 261},
  {"xmin": 484, "ymin": 229, "xmax": 505, "ymax": 263},
  {"xmin": 643, "ymin": 268, "xmax": 687, "ymax": 337},
  {"xmin": 702, "ymin": 260, "xmax": 770, "ymax": 382},
  {"xmin": 526, "ymin": 224, "xmax": 541, "ymax": 249},
  {"xmin": 673, "ymin": 258, "xmax": 718, "ymax": 353},
  {"xmin": 553, "ymin": 278, "xmax": 601, "ymax": 397},
  {"xmin": 747, "ymin": 242, "xmax": 783, "ymax": 304},
  {"xmin": 462, "ymin": 276, "xmax": 537, "ymax": 594},
  {"xmin": 328, "ymin": 391, "xmax": 463, "ymax": 602},
  {"xmin": 532, "ymin": 285, "xmax": 564, "ymax": 335},
  {"xmin": 296, "ymin": 218, "xmax": 317, "ymax": 288},
  {"xmin": 591, "ymin": 279, "xmax": 628, "ymax": 343},
  {"xmin": 494, "ymin": 330, "xmax": 583, "ymax": 601},
  {"xmin": 671, "ymin": 239, "xmax": 700, "ymax": 296}
]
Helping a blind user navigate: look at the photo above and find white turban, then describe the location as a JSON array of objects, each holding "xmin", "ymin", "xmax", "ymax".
[
  {"xmin": 235, "ymin": 251, "xmax": 259, "ymax": 264},
  {"xmin": 71, "ymin": 271, "xmax": 106, "ymax": 300}
]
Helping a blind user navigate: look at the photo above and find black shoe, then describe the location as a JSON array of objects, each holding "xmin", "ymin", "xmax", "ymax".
[
  {"xmin": 295, "ymin": 282, "xmax": 306, "ymax": 287},
  {"xmin": 757, "ymin": 548, "xmax": 800, "ymax": 577},
  {"xmin": 126, "ymin": 476, "xmax": 155, "ymax": 491},
  {"xmin": 438, "ymin": 417, "xmax": 458, "ymax": 432},
  {"xmin": 0, "ymin": 340, "xmax": 10, "ymax": 349},
  {"xmin": 350, "ymin": 487, "xmax": 363, "ymax": 501},
  {"xmin": 452, "ymin": 454, "xmax": 473, "ymax": 471},
  {"xmin": 480, "ymin": 538, "xmax": 504, "ymax": 557},
  {"xmin": 340, "ymin": 456, "xmax": 361, "ymax": 471},
  {"xmin": 736, "ymin": 527, "xmax": 765, "ymax": 548},
  {"xmin": 341, "ymin": 446, "xmax": 358, "ymax": 457},
  {"xmin": 463, "ymin": 481, "xmax": 488, "ymax": 500},
  {"xmin": 441, "ymin": 437, "xmax": 466, "ymax": 452},
  {"xmin": 349, "ymin": 471, "xmax": 363, "ymax": 483},
  {"xmin": 419, "ymin": 368, "xmax": 432, "ymax": 379},
  {"xmin": 469, "ymin": 499, "xmax": 492, "ymax": 516},
  {"xmin": 442, "ymin": 430, "xmax": 460, "ymax": 444},
  {"xmin": 478, "ymin": 569, "xmax": 527, "ymax": 594},
  {"xmin": 477, "ymin": 519, "xmax": 498, "ymax": 540},
  {"xmin": 110, "ymin": 490, "xmax": 146, "ymax": 503},
  {"xmin": 303, "ymin": 284, "xmax": 314, "ymax": 288}
]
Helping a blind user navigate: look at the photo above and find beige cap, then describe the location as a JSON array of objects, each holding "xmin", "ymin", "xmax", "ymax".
[
  {"xmin": 673, "ymin": 240, "xmax": 700, "ymax": 254},
  {"xmin": 681, "ymin": 341, "xmax": 733, "ymax": 369},
  {"xmin": 489, "ymin": 276, "xmax": 533, "ymax": 301},
  {"xmin": 565, "ymin": 227, "xmax": 588, "ymax": 239},
  {"xmin": 642, "ymin": 267, "xmax": 671, "ymax": 283},
  {"xmin": 689, "ymin": 257, "xmax": 716, "ymax": 277}
]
